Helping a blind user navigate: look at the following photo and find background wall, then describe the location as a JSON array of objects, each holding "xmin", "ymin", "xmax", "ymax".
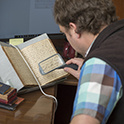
[
  {"xmin": 0, "ymin": 0, "xmax": 59, "ymax": 39},
  {"xmin": 112, "ymin": 0, "xmax": 124, "ymax": 19},
  {"xmin": 0, "ymin": 0, "xmax": 123, "ymax": 39}
]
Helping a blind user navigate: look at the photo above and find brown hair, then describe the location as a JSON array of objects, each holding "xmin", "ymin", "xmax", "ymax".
[{"xmin": 54, "ymin": 0, "xmax": 118, "ymax": 35}]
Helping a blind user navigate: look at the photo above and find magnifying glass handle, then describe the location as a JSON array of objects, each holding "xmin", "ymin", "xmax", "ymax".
[{"xmin": 57, "ymin": 63, "xmax": 78, "ymax": 70}]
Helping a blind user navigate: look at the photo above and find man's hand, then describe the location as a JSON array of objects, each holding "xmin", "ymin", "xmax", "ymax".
[{"xmin": 64, "ymin": 57, "xmax": 84, "ymax": 79}]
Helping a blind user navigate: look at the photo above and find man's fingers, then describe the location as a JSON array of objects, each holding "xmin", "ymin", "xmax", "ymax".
[{"xmin": 64, "ymin": 67, "xmax": 80, "ymax": 79}]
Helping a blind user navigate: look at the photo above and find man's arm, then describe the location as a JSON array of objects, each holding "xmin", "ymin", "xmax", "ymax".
[
  {"xmin": 69, "ymin": 57, "xmax": 122, "ymax": 124},
  {"xmin": 70, "ymin": 114, "xmax": 100, "ymax": 124}
]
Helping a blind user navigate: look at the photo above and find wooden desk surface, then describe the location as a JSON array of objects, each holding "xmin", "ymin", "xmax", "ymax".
[
  {"xmin": 0, "ymin": 76, "xmax": 78, "ymax": 124},
  {"xmin": 0, "ymin": 86, "xmax": 56, "ymax": 124}
]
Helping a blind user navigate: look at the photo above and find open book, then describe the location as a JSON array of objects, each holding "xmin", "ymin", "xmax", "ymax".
[{"xmin": 0, "ymin": 33, "xmax": 68, "ymax": 93}]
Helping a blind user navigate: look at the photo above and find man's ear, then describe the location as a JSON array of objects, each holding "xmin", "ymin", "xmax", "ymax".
[
  {"xmin": 69, "ymin": 22, "xmax": 81, "ymax": 38},
  {"xmin": 69, "ymin": 22, "xmax": 77, "ymax": 31}
]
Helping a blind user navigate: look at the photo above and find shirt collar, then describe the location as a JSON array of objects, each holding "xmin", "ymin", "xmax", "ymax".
[{"xmin": 85, "ymin": 40, "xmax": 95, "ymax": 57}]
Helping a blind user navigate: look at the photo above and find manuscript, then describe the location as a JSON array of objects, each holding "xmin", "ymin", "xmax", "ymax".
[{"xmin": 0, "ymin": 33, "xmax": 68, "ymax": 92}]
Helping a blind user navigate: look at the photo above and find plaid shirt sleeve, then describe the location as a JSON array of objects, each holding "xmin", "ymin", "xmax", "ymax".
[{"xmin": 71, "ymin": 57, "xmax": 122, "ymax": 124}]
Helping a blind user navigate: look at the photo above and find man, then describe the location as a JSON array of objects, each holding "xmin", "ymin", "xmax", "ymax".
[{"xmin": 54, "ymin": 0, "xmax": 124, "ymax": 124}]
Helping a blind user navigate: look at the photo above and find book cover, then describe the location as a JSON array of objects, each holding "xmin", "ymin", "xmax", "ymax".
[
  {"xmin": 0, "ymin": 33, "xmax": 68, "ymax": 92},
  {"xmin": 0, "ymin": 82, "xmax": 11, "ymax": 95},
  {"xmin": 0, "ymin": 93, "xmax": 17, "ymax": 104},
  {"xmin": 0, "ymin": 87, "xmax": 17, "ymax": 101}
]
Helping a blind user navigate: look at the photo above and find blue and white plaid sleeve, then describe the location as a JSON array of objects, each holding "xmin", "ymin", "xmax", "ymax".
[{"xmin": 71, "ymin": 57, "xmax": 122, "ymax": 124}]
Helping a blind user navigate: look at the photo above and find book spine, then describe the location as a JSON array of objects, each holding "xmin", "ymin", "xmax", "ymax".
[
  {"xmin": 9, "ymin": 95, "xmax": 17, "ymax": 104},
  {"xmin": 0, "ymin": 82, "xmax": 11, "ymax": 95},
  {"xmin": 8, "ymin": 89, "xmax": 17, "ymax": 99},
  {"xmin": 2, "ymin": 88, "xmax": 11, "ymax": 95},
  {"xmin": 0, "ymin": 103, "xmax": 16, "ymax": 111},
  {"xmin": 0, "ymin": 94, "xmax": 17, "ymax": 104},
  {"xmin": 0, "ymin": 88, "xmax": 17, "ymax": 100},
  {"xmin": 0, "ymin": 97, "xmax": 24, "ymax": 111}
]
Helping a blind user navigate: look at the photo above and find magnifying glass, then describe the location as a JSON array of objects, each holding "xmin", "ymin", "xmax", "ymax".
[{"xmin": 38, "ymin": 53, "xmax": 78, "ymax": 75}]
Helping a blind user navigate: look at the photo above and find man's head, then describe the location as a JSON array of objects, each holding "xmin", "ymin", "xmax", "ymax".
[{"xmin": 54, "ymin": 0, "xmax": 118, "ymax": 35}]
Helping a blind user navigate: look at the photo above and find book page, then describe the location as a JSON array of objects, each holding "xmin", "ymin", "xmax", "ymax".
[
  {"xmin": 39, "ymin": 54, "xmax": 65, "ymax": 74},
  {"xmin": 0, "ymin": 45, "xmax": 23, "ymax": 91},
  {"xmin": 2, "ymin": 45, "xmax": 38, "ymax": 87},
  {"xmin": 18, "ymin": 34, "xmax": 68, "ymax": 86},
  {"xmin": 17, "ymin": 33, "xmax": 49, "ymax": 50}
]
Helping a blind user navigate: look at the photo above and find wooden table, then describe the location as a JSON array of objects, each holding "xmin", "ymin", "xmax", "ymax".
[
  {"xmin": 0, "ymin": 76, "xmax": 78, "ymax": 124},
  {"xmin": 0, "ymin": 86, "xmax": 56, "ymax": 124}
]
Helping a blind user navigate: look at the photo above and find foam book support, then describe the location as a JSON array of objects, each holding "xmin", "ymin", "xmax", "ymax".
[{"xmin": 0, "ymin": 33, "xmax": 68, "ymax": 93}]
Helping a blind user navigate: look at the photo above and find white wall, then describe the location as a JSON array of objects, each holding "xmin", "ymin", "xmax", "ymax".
[{"xmin": 0, "ymin": 0, "xmax": 59, "ymax": 39}]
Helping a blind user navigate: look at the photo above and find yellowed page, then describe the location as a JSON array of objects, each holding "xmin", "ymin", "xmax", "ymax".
[
  {"xmin": 2, "ymin": 46, "xmax": 38, "ymax": 86},
  {"xmin": 20, "ymin": 38, "xmax": 68, "ymax": 86},
  {"xmin": 0, "ymin": 45, "xmax": 23, "ymax": 91}
]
